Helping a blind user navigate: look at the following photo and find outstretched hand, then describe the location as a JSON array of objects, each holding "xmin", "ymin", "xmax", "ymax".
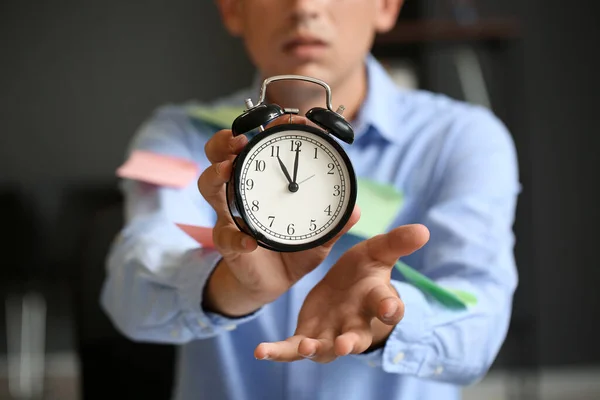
[{"xmin": 254, "ymin": 224, "xmax": 430, "ymax": 363}]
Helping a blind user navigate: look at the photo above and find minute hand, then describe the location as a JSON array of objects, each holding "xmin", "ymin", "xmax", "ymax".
[{"xmin": 292, "ymin": 149, "xmax": 300, "ymax": 183}]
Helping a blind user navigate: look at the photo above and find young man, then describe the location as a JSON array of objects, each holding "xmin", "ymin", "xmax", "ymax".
[{"xmin": 101, "ymin": 1, "xmax": 520, "ymax": 399}]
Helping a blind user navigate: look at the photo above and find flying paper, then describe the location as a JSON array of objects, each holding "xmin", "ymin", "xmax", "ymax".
[
  {"xmin": 175, "ymin": 223, "xmax": 215, "ymax": 248},
  {"xmin": 116, "ymin": 150, "xmax": 199, "ymax": 188}
]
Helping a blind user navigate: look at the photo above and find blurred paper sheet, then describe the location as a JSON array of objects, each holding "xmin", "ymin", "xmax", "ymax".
[
  {"xmin": 186, "ymin": 105, "xmax": 245, "ymax": 128},
  {"xmin": 175, "ymin": 223, "xmax": 214, "ymax": 248},
  {"xmin": 116, "ymin": 150, "xmax": 199, "ymax": 188}
]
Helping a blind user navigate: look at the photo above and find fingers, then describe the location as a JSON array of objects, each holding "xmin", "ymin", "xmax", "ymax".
[
  {"xmin": 255, "ymin": 335, "xmax": 305, "ymax": 362},
  {"xmin": 334, "ymin": 327, "xmax": 373, "ymax": 356},
  {"xmin": 258, "ymin": 325, "xmax": 373, "ymax": 364},
  {"xmin": 259, "ymin": 332, "xmax": 337, "ymax": 364},
  {"xmin": 204, "ymin": 114, "xmax": 307, "ymax": 165},
  {"xmin": 297, "ymin": 337, "xmax": 336, "ymax": 363},
  {"xmin": 364, "ymin": 284, "xmax": 404, "ymax": 325},
  {"xmin": 266, "ymin": 114, "xmax": 310, "ymax": 128},
  {"xmin": 212, "ymin": 220, "xmax": 257, "ymax": 256},
  {"xmin": 198, "ymin": 151, "xmax": 260, "ymax": 256},
  {"xmin": 197, "ymin": 159, "xmax": 233, "ymax": 216},
  {"xmin": 205, "ymin": 129, "xmax": 248, "ymax": 164},
  {"xmin": 364, "ymin": 224, "xmax": 430, "ymax": 267}
]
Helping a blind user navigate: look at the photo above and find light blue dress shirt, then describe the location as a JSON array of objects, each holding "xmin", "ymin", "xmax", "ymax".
[{"xmin": 101, "ymin": 54, "xmax": 520, "ymax": 400}]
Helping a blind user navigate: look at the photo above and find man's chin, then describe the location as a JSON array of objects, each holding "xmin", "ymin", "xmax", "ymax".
[{"xmin": 274, "ymin": 63, "xmax": 334, "ymax": 84}]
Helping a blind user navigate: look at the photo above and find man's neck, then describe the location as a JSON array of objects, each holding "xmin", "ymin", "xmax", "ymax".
[{"xmin": 261, "ymin": 63, "xmax": 368, "ymax": 123}]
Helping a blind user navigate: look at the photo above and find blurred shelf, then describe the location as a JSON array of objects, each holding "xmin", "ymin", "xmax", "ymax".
[{"xmin": 375, "ymin": 17, "xmax": 521, "ymax": 45}]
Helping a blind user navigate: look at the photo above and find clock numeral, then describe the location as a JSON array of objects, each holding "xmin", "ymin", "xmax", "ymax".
[
  {"xmin": 255, "ymin": 160, "xmax": 266, "ymax": 172},
  {"xmin": 245, "ymin": 179, "xmax": 254, "ymax": 190},
  {"xmin": 309, "ymin": 219, "xmax": 317, "ymax": 231},
  {"xmin": 327, "ymin": 163, "xmax": 335, "ymax": 175},
  {"xmin": 333, "ymin": 185, "xmax": 340, "ymax": 197},
  {"xmin": 268, "ymin": 216, "xmax": 275, "ymax": 228},
  {"xmin": 314, "ymin": 147, "xmax": 318, "ymax": 159},
  {"xmin": 287, "ymin": 223, "xmax": 295, "ymax": 235},
  {"xmin": 290, "ymin": 140, "xmax": 302, "ymax": 152},
  {"xmin": 251, "ymin": 200, "xmax": 260, "ymax": 212},
  {"xmin": 270, "ymin": 146, "xmax": 280, "ymax": 158},
  {"xmin": 324, "ymin": 205, "xmax": 332, "ymax": 216}
]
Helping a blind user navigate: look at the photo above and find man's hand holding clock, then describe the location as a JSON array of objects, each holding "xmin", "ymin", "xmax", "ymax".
[{"xmin": 199, "ymin": 115, "xmax": 360, "ymax": 319}]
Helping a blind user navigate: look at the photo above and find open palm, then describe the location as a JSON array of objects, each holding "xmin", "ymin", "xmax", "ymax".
[{"xmin": 254, "ymin": 224, "xmax": 430, "ymax": 363}]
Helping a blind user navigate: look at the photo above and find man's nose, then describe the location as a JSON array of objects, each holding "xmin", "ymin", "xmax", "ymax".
[{"xmin": 289, "ymin": 0, "xmax": 323, "ymax": 21}]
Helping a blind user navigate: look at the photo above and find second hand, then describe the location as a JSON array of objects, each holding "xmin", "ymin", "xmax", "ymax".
[{"xmin": 297, "ymin": 174, "xmax": 316, "ymax": 185}]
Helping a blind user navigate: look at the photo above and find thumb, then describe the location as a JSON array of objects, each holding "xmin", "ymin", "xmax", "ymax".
[{"xmin": 364, "ymin": 224, "xmax": 430, "ymax": 267}]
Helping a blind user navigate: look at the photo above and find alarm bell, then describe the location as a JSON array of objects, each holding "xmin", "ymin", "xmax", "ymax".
[{"xmin": 231, "ymin": 75, "xmax": 354, "ymax": 145}]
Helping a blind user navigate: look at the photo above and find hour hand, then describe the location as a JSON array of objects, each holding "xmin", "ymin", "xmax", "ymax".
[{"xmin": 276, "ymin": 155, "xmax": 293, "ymax": 184}]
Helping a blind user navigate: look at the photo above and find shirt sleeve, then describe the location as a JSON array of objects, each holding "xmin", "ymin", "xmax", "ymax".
[
  {"xmin": 100, "ymin": 106, "xmax": 263, "ymax": 344},
  {"xmin": 351, "ymin": 108, "xmax": 520, "ymax": 385}
]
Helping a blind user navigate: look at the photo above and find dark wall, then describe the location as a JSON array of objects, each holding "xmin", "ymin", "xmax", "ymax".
[
  {"xmin": 0, "ymin": 0, "xmax": 254, "ymax": 185},
  {"xmin": 522, "ymin": 0, "xmax": 600, "ymax": 366},
  {"xmin": 0, "ymin": 0, "xmax": 256, "ymax": 361},
  {"xmin": 417, "ymin": 0, "xmax": 600, "ymax": 368}
]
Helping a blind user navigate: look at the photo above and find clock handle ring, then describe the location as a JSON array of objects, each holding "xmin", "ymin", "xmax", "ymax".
[{"xmin": 256, "ymin": 75, "xmax": 336, "ymax": 112}]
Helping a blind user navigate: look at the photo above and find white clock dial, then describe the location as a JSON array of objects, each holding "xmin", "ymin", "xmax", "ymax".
[{"xmin": 238, "ymin": 129, "xmax": 354, "ymax": 246}]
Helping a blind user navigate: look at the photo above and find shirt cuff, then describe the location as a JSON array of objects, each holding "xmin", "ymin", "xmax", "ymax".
[{"xmin": 175, "ymin": 247, "xmax": 263, "ymax": 337}]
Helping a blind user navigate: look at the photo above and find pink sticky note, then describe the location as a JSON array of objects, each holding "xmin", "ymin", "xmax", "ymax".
[
  {"xmin": 175, "ymin": 223, "xmax": 215, "ymax": 248},
  {"xmin": 116, "ymin": 150, "xmax": 199, "ymax": 188}
]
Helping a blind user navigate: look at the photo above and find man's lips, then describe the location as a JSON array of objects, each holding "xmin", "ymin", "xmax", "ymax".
[{"xmin": 282, "ymin": 37, "xmax": 328, "ymax": 53}]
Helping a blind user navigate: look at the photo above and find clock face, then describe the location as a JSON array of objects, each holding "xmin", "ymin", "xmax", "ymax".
[{"xmin": 236, "ymin": 126, "xmax": 356, "ymax": 249}]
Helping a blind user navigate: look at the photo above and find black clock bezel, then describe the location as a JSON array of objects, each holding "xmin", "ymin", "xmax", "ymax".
[{"xmin": 226, "ymin": 123, "xmax": 357, "ymax": 253}]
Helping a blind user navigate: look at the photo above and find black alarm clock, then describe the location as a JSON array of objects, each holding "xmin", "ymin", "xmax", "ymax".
[{"xmin": 226, "ymin": 75, "xmax": 357, "ymax": 252}]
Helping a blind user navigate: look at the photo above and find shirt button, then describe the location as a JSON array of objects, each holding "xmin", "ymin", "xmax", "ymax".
[
  {"xmin": 392, "ymin": 352, "xmax": 405, "ymax": 364},
  {"xmin": 367, "ymin": 361, "xmax": 377, "ymax": 368},
  {"xmin": 170, "ymin": 329, "xmax": 179, "ymax": 338},
  {"xmin": 434, "ymin": 366, "xmax": 444, "ymax": 375},
  {"xmin": 224, "ymin": 324, "xmax": 237, "ymax": 331},
  {"xmin": 197, "ymin": 319, "xmax": 207, "ymax": 328}
]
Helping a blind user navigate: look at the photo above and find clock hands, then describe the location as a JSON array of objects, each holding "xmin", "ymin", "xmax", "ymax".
[
  {"xmin": 276, "ymin": 155, "xmax": 298, "ymax": 193},
  {"xmin": 275, "ymin": 141, "xmax": 309, "ymax": 193},
  {"xmin": 289, "ymin": 141, "xmax": 302, "ymax": 193}
]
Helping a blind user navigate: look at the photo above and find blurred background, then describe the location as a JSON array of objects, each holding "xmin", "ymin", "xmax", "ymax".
[{"xmin": 1, "ymin": 0, "xmax": 599, "ymax": 399}]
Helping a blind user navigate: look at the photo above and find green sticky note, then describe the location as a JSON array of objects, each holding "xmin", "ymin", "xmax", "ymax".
[
  {"xmin": 447, "ymin": 288, "xmax": 478, "ymax": 306},
  {"xmin": 350, "ymin": 178, "xmax": 404, "ymax": 239},
  {"xmin": 394, "ymin": 261, "xmax": 472, "ymax": 309},
  {"xmin": 186, "ymin": 105, "xmax": 244, "ymax": 128},
  {"xmin": 346, "ymin": 178, "xmax": 478, "ymax": 309}
]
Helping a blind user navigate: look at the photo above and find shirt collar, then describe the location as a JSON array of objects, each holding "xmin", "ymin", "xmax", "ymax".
[
  {"xmin": 352, "ymin": 54, "xmax": 404, "ymax": 145},
  {"xmin": 246, "ymin": 53, "xmax": 404, "ymax": 145}
]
